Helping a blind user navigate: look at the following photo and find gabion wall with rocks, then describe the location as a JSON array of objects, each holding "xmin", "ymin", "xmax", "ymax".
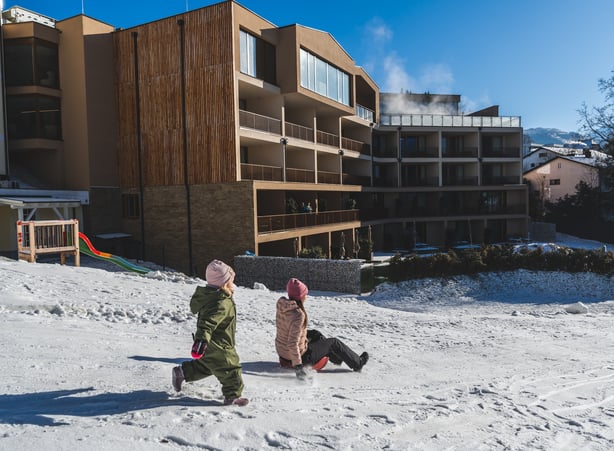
[{"xmin": 233, "ymin": 255, "xmax": 363, "ymax": 294}]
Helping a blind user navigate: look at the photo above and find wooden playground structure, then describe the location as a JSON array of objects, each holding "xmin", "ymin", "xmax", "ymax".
[{"xmin": 17, "ymin": 219, "xmax": 80, "ymax": 266}]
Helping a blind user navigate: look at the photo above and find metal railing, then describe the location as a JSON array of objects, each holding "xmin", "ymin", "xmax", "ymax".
[
  {"xmin": 380, "ymin": 114, "xmax": 521, "ymax": 128},
  {"xmin": 401, "ymin": 176, "xmax": 439, "ymax": 187},
  {"xmin": 241, "ymin": 163, "xmax": 282, "ymax": 181},
  {"xmin": 285, "ymin": 121, "xmax": 314, "ymax": 142},
  {"xmin": 442, "ymin": 176, "xmax": 479, "ymax": 186},
  {"xmin": 316, "ymin": 130, "xmax": 339, "ymax": 147},
  {"xmin": 286, "ymin": 167, "xmax": 315, "ymax": 183},
  {"xmin": 481, "ymin": 175, "xmax": 520, "ymax": 185},
  {"xmin": 257, "ymin": 209, "xmax": 359, "ymax": 233},
  {"xmin": 443, "ymin": 147, "xmax": 478, "ymax": 158},
  {"xmin": 317, "ymin": 171, "xmax": 340, "ymax": 184},
  {"xmin": 481, "ymin": 147, "xmax": 521, "ymax": 158},
  {"xmin": 239, "ymin": 109, "xmax": 281, "ymax": 134},
  {"xmin": 341, "ymin": 136, "xmax": 370, "ymax": 154},
  {"xmin": 401, "ymin": 147, "xmax": 439, "ymax": 158}
]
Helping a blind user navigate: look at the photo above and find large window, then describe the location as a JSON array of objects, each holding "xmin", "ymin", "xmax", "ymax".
[
  {"xmin": 6, "ymin": 95, "xmax": 61, "ymax": 140},
  {"xmin": 299, "ymin": 48, "xmax": 350, "ymax": 106},
  {"xmin": 3, "ymin": 38, "xmax": 59, "ymax": 88},
  {"xmin": 239, "ymin": 30, "xmax": 276, "ymax": 84}
]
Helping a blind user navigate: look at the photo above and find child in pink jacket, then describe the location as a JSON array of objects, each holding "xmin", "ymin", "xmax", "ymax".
[{"xmin": 275, "ymin": 278, "xmax": 368, "ymax": 379}]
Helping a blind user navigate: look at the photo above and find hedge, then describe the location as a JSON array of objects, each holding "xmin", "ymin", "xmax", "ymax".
[{"xmin": 387, "ymin": 245, "xmax": 614, "ymax": 282}]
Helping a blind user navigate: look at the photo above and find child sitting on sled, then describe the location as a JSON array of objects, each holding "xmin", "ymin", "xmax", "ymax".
[{"xmin": 275, "ymin": 278, "xmax": 369, "ymax": 379}]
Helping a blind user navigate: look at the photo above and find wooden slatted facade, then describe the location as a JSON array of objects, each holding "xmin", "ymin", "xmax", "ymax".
[
  {"xmin": 110, "ymin": 1, "xmax": 379, "ymax": 273},
  {"xmin": 114, "ymin": 2, "xmax": 236, "ymax": 189}
]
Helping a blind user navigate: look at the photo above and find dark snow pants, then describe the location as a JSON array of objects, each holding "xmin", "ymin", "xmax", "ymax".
[
  {"xmin": 302, "ymin": 336, "xmax": 362, "ymax": 371},
  {"xmin": 181, "ymin": 345, "xmax": 244, "ymax": 398}
]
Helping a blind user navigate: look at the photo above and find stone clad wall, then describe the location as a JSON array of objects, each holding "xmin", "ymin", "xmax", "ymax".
[
  {"xmin": 233, "ymin": 255, "xmax": 363, "ymax": 294},
  {"xmin": 529, "ymin": 221, "xmax": 557, "ymax": 242}
]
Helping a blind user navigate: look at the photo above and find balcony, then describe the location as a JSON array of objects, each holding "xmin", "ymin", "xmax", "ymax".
[
  {"xmin": 481, "ymin": 175, "xmax": 519, "ymax": 185},
  {"xmin": 373, "ymin": 177, "xmax": 397, "ymax": 187},
  {"xmin": 442, "ymin": 176, "xmax": 479, "ymax": 186},
  {"xmin": 241, "ymin": 163, "xmax": 282, "ymax": 181},
  {"xmin": 389, "ymin": 203, "xmax": 527, "ymax": 219},
  {"xmin": 443, "ymin": 147, "xmax": 478, "ymax": 158},
  {"xmin": 286, "ymin": 167, "xmax": 315, "ymax": 183},
  {"xmin": 482, "ymin": 147, "xmax": 521, "ymax": 158},
  {"xmin": 316, "ymin": 130, "xmax": 339, "ymax": 147},
  {"xmin": 342, "ymin": 173, "xmax": 371, "ymax": 186},
  {"xmin": 401, "ymin": 176, "xmax": 439, "ymax": 187},
  {"xmin": 258, "ymin": 209, "xmax": 360, "ymax": 233},
  {"xmin": 401, "ymin": 147, "xmax": 439, "ymax": 158},
  {"xmin": 372, "ymin": 147, "xmax": 397, "ymax": 158},
  {"xmin": 240, "ymin": 163, "xmax": 367, "ymax": 185},
  {"xmin": 356, "ymin": 104, "xmax": 375, "ymax": 122},
  {"xmin": 341, "ymin": 136, "xmax": 370, "ymax": 155},
  {"xmin": 380, "ymin": 114, "xmax": 521, "ymax": 128},
  {"xmin": 285, "ymin": 121, "xmax": 314, "ymax": 142},
  {"xmin": 239, "ymin": 109, "xmax": 281, "ymax": 134},
  {"xmin": 317, "ymin": 171, "xmax": 340, "ymax": 184}
]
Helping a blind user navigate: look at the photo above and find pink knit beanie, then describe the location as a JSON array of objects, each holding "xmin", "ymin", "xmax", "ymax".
[
  {"xmin": 205, "ymin": 259, "xmax": 235, "ymax": 288},
  {"xmin": 286, "ymin": 278, "xmax": 308, "ymax": 301}
]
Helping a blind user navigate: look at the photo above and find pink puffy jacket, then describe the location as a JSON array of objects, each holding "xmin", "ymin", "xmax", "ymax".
[{"xmin": 275, "ymin": 296, "xmax": 308, "ymax": 367}]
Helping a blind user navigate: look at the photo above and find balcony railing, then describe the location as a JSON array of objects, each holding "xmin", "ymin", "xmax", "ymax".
[
  {"xmin": 285, "ymin": 121, "xmax": 314, "ymax": 142},
  {"xmin": 443, "ymin": 147, "xmax": 478, "ymax": 158},
  {"xmin": 401, "ymin": 176, "xmax": 439, "ymax": 187},
  {"xmin": 442, "ymin": 176, "xmax": 479, "ymax": 186},
  {"xmin": 373, "ymin": 177, "xmax": 397, "ymax": 187},
  {"xmin": 401, "ymin": 147, "xmax": 439, "ymax": 158},
  {"xmin": 343, "ymin": 173, "xmax": 371, "ymax": 186},
  {"xmin": 241, "ymin": 163, "xmax": 282, "ymax": 181},
  {"xmin": 481, "ymin": 147, "xmax": 521, "ymax": 158},
  {"xmin": 481, "ymin": 175, "xmax": 519, "ymax": 185},
  {"xmin": 239, "ymin": 109, "xmax": 281, "ymax": 134},
  {"xmin": 316, "ymin": 130, "xmax": 339, "ymax": 147},
  {"xmin": 258, "ymin": 209, "xmax": 359, "ymax": 234},
  {"xmin": 372, "ymin": 147, "xmax": 398, "ymax": 158},
  {"xmin": 286, "ymin": 167, "xmax": 315, "ymax": 183},
  {"xmin": 380, "ymin": 114, "xmax": 521, "ymax": 128},
  {"xmin": 356, "ymin": 104, "xmax": 374, "ymax": 122},
  {"xmin": 375, "ymin": 204, "xmax": 527, "ymax": 220},
  {"xmin": 317, "ymin": 171, "xmax": 340, "ymax": 184},
  {"xmin": 341, "ymin": 136, "xmax": 371, "ymax": 155}
]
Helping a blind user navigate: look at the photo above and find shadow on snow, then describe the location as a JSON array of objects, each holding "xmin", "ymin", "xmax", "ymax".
[{"xmin": 0, "ymin": 387, "xmax": 218, "ymax": 426}]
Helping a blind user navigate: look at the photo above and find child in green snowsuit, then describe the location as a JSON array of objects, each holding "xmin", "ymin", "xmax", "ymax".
[{"xmin": 172, "ymin": 260, "xmax": 248, "ymax": 406}]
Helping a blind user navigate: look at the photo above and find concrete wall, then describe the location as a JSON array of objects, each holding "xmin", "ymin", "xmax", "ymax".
[{"xmin": 234, "ymin": 255, "xmax": 363, "ymax": 294}]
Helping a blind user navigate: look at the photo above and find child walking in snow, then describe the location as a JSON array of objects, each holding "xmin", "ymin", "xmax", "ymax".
[
  {"xmin": 275, "ymin": 278, "xmax": 369, "ymax": 380},
  {"xmin": 172, "ymin": 259, "xmax": 248, "ymax": 406}
]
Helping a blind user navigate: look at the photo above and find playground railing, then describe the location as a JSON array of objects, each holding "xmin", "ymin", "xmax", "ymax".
[{"xmin": 17, "ymin": 219, "xmax": 80, "ymax": 266}]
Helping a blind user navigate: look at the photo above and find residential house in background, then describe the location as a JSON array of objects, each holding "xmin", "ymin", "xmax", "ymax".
[
  {"xmin": 523, "ymin": 144, "xmax": 608, "ymax": 172},
  {"xmin": 523, "ymin": 149, "xmax": 609, "ymax": 203}
]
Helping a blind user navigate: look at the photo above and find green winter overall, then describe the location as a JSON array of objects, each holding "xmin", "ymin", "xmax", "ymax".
[{"xmin": 181, "ymin": 286, "xmax": 244, "ymax": 398}]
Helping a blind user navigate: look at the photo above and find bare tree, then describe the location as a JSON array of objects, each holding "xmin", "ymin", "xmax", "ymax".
[{"xmin": 578, "ymin": 70, "xmax": 614, "ymax": 154}]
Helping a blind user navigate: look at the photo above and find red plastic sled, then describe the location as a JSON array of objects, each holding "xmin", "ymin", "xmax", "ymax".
[
  {"xmin": 279, "ymin": 356, "xmax": 329, "ymax": 371},
  {"xmin": 311, "ymin": 356, "xmax": 329, "ymax": 372}
]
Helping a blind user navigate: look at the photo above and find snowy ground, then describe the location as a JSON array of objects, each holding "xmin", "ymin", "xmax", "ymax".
[{"xmin": 0, "ymin": 233, "xmax": 613, "ymax": 450}]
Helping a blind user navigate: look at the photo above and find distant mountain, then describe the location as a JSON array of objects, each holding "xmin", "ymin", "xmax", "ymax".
[{"xmin": 524, "ymin": 128, "xmax": 584, "ymax": 147}]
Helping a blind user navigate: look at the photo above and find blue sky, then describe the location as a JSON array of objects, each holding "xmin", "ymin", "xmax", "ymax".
[{"xmin": 7, "ymin": 0, "xmax": 614, "ymax": 132}]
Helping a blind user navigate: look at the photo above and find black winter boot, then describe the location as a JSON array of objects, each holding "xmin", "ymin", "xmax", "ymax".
[{"xmin": 354, "ymin": 352, "xmax": 369, "ymax": 372}]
